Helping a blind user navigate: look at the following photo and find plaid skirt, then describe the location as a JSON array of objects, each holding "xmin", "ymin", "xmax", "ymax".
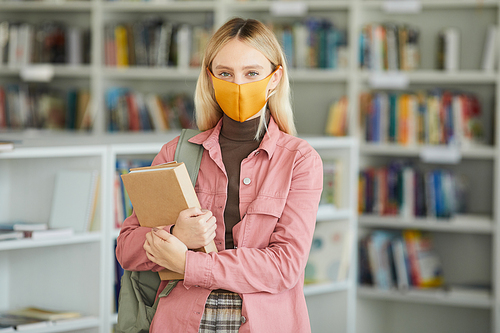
[{"xmin": 198, "ymin": 292, "xmax": 243, "ymax": 333}]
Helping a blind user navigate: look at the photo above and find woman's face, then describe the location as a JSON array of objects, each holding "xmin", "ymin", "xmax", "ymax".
[{"xmin": 211, "ymin": 38, "xmax": 282, "ymax": 92}]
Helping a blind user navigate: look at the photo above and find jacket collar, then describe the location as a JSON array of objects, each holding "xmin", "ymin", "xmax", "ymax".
[{"xmin": 189, "ymin": 116, "xmax": 281, "ymax": 159}]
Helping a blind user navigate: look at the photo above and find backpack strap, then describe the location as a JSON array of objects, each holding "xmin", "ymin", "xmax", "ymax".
[
  {"xmin": 174, "ymin": 128, "xmax": 203, "ymax": 187},
  {"xmin": 153, "ymin": 129, "xmax": 203, "ymax": 298}
]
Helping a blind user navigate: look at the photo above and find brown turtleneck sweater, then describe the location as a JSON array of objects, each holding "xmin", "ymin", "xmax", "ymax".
[{"xmin": 219, "ymin": 113, "xmax": 265, "ymax": 249}]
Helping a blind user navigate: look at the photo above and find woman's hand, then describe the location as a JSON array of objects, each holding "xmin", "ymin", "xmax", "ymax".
[
  {"xmin": 171, "ymin": 207, "xmax": 217, "ymax": 249},
  {"xmin": 144, "ymin": 228, "xmax": 188, "ymax": 274}
]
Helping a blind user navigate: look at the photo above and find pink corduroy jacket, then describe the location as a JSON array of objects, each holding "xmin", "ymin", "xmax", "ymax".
[{"xmin": 116, "ymin": 117, "xmax": 323, "ymax": 333}]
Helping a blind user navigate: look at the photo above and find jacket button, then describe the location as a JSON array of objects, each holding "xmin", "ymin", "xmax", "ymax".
[
  {"xmin": 240, "ymin": 316, "xmax": 246, "ymax": 324},
  {"xmin": 243, "ymin": 177, "xmax": 251, "ymax": 185}
]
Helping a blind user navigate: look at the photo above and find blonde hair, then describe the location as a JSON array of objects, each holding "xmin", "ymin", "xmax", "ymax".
[{"xmin": 194, "ymin": 17, "xmax": 296, "ymax": 137}]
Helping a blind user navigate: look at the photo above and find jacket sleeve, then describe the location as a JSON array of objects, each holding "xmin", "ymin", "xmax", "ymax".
[
  {"xmin": 115, "ymin": 138, "xmax": 179, "ymax": 271},
  {"xmin": 182, "ymin": 148, "xmax": 323, "ymax": 294}
]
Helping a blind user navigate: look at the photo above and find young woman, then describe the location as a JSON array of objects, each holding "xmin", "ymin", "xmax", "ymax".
[{"xmin": 116, "ymin": 18, "xmax": 323, "ymax": 333}]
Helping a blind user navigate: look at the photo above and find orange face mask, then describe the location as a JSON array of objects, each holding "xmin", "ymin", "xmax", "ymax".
[{"xmin": 209, "ymin": 66, "xmax": 280, "ymax": 122}]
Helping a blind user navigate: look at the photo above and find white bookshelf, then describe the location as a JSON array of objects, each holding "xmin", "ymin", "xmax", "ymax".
[
  {"xmin": 0, "ymin": 0, "xmax": 499, "ymax": 332},
  {"xmin": 353, "ymin": 1, "xmax": 500, "ymax": 333}
]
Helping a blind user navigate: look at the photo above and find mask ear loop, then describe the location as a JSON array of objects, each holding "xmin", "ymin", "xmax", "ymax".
[{"xmin": 266, "ymin": 65, "xmax": 282, "ymax": 99}]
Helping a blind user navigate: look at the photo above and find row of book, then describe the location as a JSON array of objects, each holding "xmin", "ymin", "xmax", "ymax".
[
  {"xmin": 360, "ymin": 23, "xmax": 420, "ymax": 71},
  {"xmin": 106, "ymin": 88, "xmax": 195, "ymax": 132},
  {"xmin": 359, "ymin": 90, "xmax": 484, "ymax": 146},
  {"xmin": 114, "ymin": 158, "xmax": 153, "ymax": 229},
  {"xmin": 104, "ymin": 18, "xmax": 212, "ymax": 68},
  {"xmin": 0, "ymin": 84, "xmax": 92, "ymax": 131},
  {"xmin": 359, "ymin": 229, "xmax": 444, "ymax": 290},
  {"xmin": 358, "ymin": 161, "xmax": 468, "ymax": 218},
  {"xmin": 0, "ymin": 21, "xmax": 91, "ymax": 67},
  {"xmin": 325, "ymin": 96, "xmax": 348, "ymax": 136},
  {"xmin": 269, "ymin": 18, "xmax": 348, "ymax": 70}
]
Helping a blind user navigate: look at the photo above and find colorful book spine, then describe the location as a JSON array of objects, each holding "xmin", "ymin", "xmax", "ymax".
[
  {"xmin": 358, "ymin": 229, "xmax": 444, "ymax": 290},
  {"xmin": 358, "ymin": 163, "xmax": 467, "ymax": 218},
  {"xmin": 359, "ymin": 90, "xmax": 484, "ymax": 147}
]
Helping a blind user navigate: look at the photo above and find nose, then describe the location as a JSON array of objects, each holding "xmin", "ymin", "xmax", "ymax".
[{"xmin": 233, "ymin": 72, "xmax": 245, "ymax": 85}]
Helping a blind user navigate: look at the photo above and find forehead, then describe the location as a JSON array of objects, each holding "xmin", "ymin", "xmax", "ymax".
[{"xmin": 212, "ymin": 38, "xmax": 271, "ymax": 70}]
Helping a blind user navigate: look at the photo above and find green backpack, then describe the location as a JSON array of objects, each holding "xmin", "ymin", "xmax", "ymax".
[{"xmin": 116, "ymin": 129, "xmax": 203, "ymax": 333}]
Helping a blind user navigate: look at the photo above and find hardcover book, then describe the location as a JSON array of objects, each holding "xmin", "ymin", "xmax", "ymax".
[{"xmin": 121, "ymin": 161, "xmax": 217, "ymax": 280}]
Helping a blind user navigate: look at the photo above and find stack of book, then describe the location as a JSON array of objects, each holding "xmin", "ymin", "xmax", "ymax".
[
  {"xmin": 0, "ymin": 85, "xmax": 92, "ymax": 131},
  {"xmin": 359, "ymin": 89, "xmax": 484, "ymax": 147},
  {"xmin": 358, "ymin": 161, "xmax": 468, "ymax": 219},
  {"xmin": 104, "ymin": 19, "xmax": 212, "ymax": 68},
  {"xmin": 358, "ymin": 229, "xmax": 444, "ymax": 290},
  {"xmin": 106, "ymin": 89, "xmax": 195, "ymax": 132}
]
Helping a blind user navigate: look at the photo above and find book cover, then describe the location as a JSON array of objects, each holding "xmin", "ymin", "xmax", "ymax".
[
  {"xmin": 481, "ymin": 25, "xmax": 498, "ymax": 71},
  {"xmin": 305, "ymin": 221, "xmax": 350, "ymax": 284},
  {"xmin": 49, "ymin": 170, "xmax": 99, "ymax": 233},
  {"xmin": 121, "ymin": 161, "xmax": 217, "ymax": 280}
]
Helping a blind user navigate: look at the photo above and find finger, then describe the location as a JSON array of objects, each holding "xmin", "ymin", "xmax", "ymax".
[
  {"xmin": 146, "ymin": 251, "xmax": 157, "ymax": 263},
  {"xmin": 153, "ymin": 228, "xmax": 171, "ymax": 241},
  {"xmin": 181, "ymin": 207, "xmax": 203, "ymax": 218}
]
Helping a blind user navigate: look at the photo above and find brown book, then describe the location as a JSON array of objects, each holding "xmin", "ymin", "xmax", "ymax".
[{"xmin": 121, "ymin": 161, "xmax": 217, "ymax": 280}]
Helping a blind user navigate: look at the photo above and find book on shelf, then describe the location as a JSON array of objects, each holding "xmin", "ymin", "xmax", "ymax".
[
  {"xmin": 115, "ymin": 158, "xmax": 152, "ymax": 228},
  {"xmin": 49, "ymin": 170, "xmax": 100, "ymax": 233},
  {"xmin": 359, "ymin": 89, "xmax": 485, "ymax": 147},
  {"xmin": 270, "ymin": 17, "xmax": 348, "ymax": 70},
  {"xmin": 359, "ymin": 23, "xmax": 420, "ymax": 71},
  {"xmin": 0, "ymin": 222, "xmax": 47, "ymax": 231},
  {"xmin": 321, "ymin": 158, "xmax": 343, "ymax": 209},
  {"xmin": 438, "ymin": 27, "xmax": 460, "ymax": 71},
  {"xmin": 23, "ymin": 228, "xmax": 74, "ymax": 240},
  {"xmin": 0, "ymin": 85, "xmax": 92, "ymax": 131},
  {"xmin": 305, "ymin": 220, "xmax": 351, "ymax": 284},
  {"xmin": 481, "ymin": 25, "xmax": 498, "ymax": 71},
  {"xmin": 358, "ymin": 162, "xmax": 468, "ymax": 219},
  {"xmin": 0, "ymin": 314, "xmax": 50, "ymax": 332},
  {"xmin": 0, "ymin": 230, "xmax": 24, "ymax": 241},
  {"xmin": 104, "ymin": 19, "xmax": 211, "ymax": 68},
  {"xmin": 0, "ymin": 21, "xmax": 90, "ymax": 67},
  {"xmin": 120, "ymin": 161, "xmax": 218, "ymax": 280},
  {"xmin": 446, "ymin": 283, "xmax": 491, "ymax": 299},
  {"xmin": 325, "ymin": 96, "xmax": 348, "ymax": 137},
  {"xmin": 358, "ymin": 229, "xmax": 444, "ymax": 291},
  {"xmin": 7, "ymin": 307, "xmax": 80, "ymax": 322},
  {"xmin": 106, "ymin": 89, "xmax": 195, "ymax": 132},
  {"xmin": 0, "ymin": 141, "xmax": 14, "ymax": 152}
]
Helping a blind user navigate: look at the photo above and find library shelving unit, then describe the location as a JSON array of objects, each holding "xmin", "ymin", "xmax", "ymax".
[
  {"xmin": 2, "ymin": 0, "xmax": 500, "ymax": 332},
  {"xmin": 0, "ymin": 0, "xmax": 360, "ymax": 332},
  {"xmin": 352, "ymin": 1, "xmax": 500, "ymax": 333},
  {"xmin": 0, "ymin": 139, "xmax": 109, "ymax": 333}
]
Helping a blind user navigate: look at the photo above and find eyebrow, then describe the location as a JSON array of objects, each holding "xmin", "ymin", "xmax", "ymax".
[{"xmin": 214, "ymin": 64, "xmax": 265, "ymax": 71}]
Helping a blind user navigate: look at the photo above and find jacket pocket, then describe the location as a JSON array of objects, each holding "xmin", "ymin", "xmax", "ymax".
[{"xmin": 235, "ymin": 196, "xmax": 286, "ymax": 248}]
